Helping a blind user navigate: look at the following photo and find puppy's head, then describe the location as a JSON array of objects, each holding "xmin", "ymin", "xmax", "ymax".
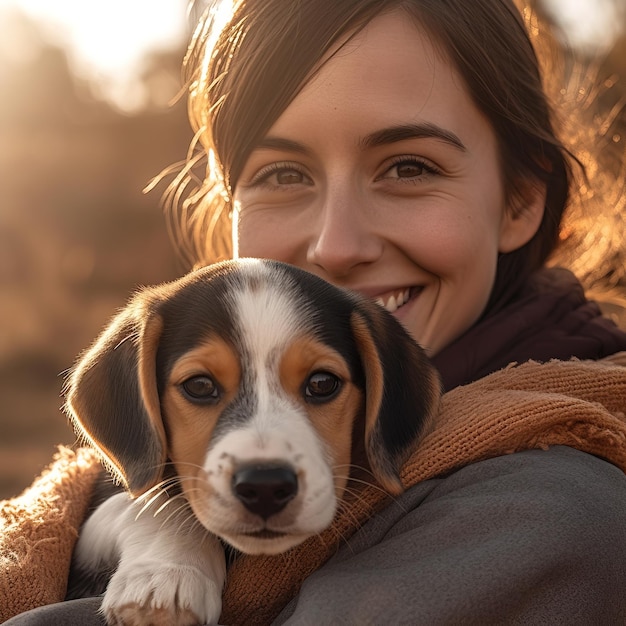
[{"xmin": 65, "ymin": 259, "xmax": 440, "ymax": 551}]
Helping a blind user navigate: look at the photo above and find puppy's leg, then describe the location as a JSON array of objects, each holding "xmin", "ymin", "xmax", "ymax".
[{"xmin": 73, "ymin": 492, "xmax": 226, "ymax": 626}]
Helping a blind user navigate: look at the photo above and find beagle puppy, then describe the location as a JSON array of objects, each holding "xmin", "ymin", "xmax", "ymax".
[{"xmin": 65, "ymin": 258, "xmax": 440, "ymax": 626}]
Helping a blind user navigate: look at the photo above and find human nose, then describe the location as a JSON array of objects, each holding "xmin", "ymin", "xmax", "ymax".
[{"xmin": 306, "ymin": 186, "xmax": 383, "ymax": 278}]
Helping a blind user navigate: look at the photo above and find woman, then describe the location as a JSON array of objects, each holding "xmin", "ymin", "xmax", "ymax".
[
  {"xmin": 171, "ymin": 0, "xmax": 626, "ymax": 620},
  {"xmin": 7, "ymin": 0, "xmax": 626, "ymax": 623}
]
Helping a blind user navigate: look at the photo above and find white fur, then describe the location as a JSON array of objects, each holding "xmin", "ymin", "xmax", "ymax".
[{"xmin": 75, "ymin": 492, "xmax": 225, "ymax": 625}]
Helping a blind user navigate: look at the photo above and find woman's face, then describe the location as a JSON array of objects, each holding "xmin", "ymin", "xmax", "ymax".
[{"xmin": 233, "ymin": 10, "xmax": 540, "ymax": 354}]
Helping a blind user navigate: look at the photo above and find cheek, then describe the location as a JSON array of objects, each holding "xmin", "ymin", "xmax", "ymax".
[
  {"xmin": 402, "ymin": 166, "xmax": 506, "ymax": 275},
  {"xmin": 402, "ymin": 209, "xmax": 501, "ymax": 279},
  {"xmin": 234, "ymin": 203, "xmax": 303, "ymax": 261},
  {"xmin": 396, "ymin": 207, "xmax": 503, "ymax": 353}
]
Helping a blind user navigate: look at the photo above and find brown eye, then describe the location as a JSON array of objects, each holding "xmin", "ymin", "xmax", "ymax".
[
  {"xmin": 276, "ymin": 169, "xmax": 305, "ymax": 185},
  {"xmin": 181, "ymin": 375, "xmax": 220, "ymax": 403},
  {"xmin": 377, "ymin": 156, "xmax": 439, "ymax": 182},
  {"xmin": 396, "ymin": 161, "xmax": 425, "ymax": 178},
  {"xmin": 304, "ymin": 372, "xmax": 341, "ymax": 403}
]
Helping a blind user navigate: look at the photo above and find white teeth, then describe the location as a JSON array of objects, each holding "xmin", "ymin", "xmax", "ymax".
[{"xmin": 375, "ymin": 288, "xmax": 411, "ymax": 313}]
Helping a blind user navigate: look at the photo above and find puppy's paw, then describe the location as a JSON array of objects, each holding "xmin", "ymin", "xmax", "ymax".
[{"xmin": 101, "ymin": 562, "xmax": 223, "ymax": 626}]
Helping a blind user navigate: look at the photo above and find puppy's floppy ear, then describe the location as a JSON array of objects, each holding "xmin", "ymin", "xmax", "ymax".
[
  {"xmin": 64, "ymin": 293, "xmax": 166, "ymax": 496},
  {"xmin": 350, "ymin": 301, "xmax": 441, "ymax": 495}
]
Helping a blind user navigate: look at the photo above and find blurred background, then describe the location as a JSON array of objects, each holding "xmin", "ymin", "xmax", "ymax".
[{"xmin": 0, "ymin": 0, "xmax": 625, "ymax": 499}]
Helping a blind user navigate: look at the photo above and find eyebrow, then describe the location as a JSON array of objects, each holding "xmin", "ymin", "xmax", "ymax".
[
  {"xmin": 361, "ymin": 123, "xmax": 467, "ymax": 151},
  {"xmin": 254, "ymin": 137, "xmax": 310, "ymax": 154}
]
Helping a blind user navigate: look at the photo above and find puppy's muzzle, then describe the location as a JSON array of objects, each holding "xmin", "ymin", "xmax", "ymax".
[{"xmin": 232, "ymin": 463, "xmax": 298, "ymax": 520}]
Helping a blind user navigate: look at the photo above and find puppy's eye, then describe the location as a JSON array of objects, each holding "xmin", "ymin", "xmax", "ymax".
[
  {"xmin": 180, "ymin": 375, "xmax": 220, "ymax": 403},
  {"xmin": 304, "ymin": 371, "xmax": 341, "ymax": 403}
]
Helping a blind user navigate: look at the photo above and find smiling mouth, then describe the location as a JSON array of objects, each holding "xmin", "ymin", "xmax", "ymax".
[{"xmin": 375, "ymin": 287, "xmax": 420, "ymax": 313}]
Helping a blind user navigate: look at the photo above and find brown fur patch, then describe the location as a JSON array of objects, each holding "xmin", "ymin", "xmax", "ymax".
[
  {"xmin": 349, "ymin": 314, "xmax": 384, "ymax": 452},
  {"xmin": 162, "ymin": 336, "xmax": 241, "ymax": 487},
  {"xmin": 279, "ymin": 336, "xmax": 363, "ymax": 497},
  {"xmin": 137, "ymin": 315, "xmax": 167, "ymax": 469},
  {"xmin": 350, "ymin": 310, "xmax": 402, "ymax": 495}
]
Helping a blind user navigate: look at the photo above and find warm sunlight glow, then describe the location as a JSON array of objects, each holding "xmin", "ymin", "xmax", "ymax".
[
  {"xmin": 543, "ymin": 0, "xmax": 624, "ymax": 52},
  {"xmin": 2, "ymin": 0, "xmax": 189, "ymax": 111},
  {"xmin": 1, "ymin": 0, "xmax": 620, "ymax": 110}
]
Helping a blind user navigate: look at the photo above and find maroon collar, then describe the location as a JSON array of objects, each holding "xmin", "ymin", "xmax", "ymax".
[{"xmin": 432, "ymin": 268, "xmax": 626, "ymax": 391}]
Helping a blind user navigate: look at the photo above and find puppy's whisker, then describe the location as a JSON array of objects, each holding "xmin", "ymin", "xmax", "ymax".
[
  {"xmin": 170, "ymin": 460, "xmax": 206, "ymax": 470},
  {"xmin": 136, "ymin": 477, "xmax": 181, "ymax": 502},
  {"xmin": 333, "ymin": 462, "xmax": 373, "ymax": 474},
  {"xmin": 134, "ymin": 494, "xmax": 166, "ymax": 520},
  {"xmin": 154, "ymin": 493, "xmax": 188, "ymax": 518},
  {"xmin": 344, "ymin": 476, "xmax": 392, "ymax": 496},
  {"xmin": 134, "ymin": 487, "xmax": 177, "ymax": 519},
  {"xmin": 340, "ymin": 484, "xmax": 399, "ymax": 518},
  {"xmin": 333, "ymin": 498, "xmax": 367, "ymax": 531},
  {"xmin": 188, "ymin": 515, "xmax": 213, "ymax": 541},
  {"xmin": 317, "ymin": 522, "xmax": 354, "ymax": 551},
  {"xmin": 157, "ymin": 498, "xmax": 194, "ymax": 530},
  {"xmin": 334, "ymin": 461, "xmax": 377, "ymax": 474},
  {"xmin": 172, "ymin": 511, "xmax": 200, "ymax": 536},
  {"xmin": 171, "ymin": 483, "xmax": 207, "ymax": 504},
  {"xmin": 338, "ymin": 474, "xmax": 409, "ymax": 522},
  {"xmin": 332, "ymin": 473, "xmax": 379, "ymax": 496}
]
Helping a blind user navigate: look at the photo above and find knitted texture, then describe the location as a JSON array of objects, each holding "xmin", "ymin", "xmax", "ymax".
[
  {"xmin": 0, "ymin": 446, "xmax": 101, "ymax": 622},
  {"xmin": 2, "ymin": 355, "xmax": 626, "ymax": 623}
]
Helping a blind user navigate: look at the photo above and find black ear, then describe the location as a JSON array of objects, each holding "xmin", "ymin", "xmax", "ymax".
[
  {"xmin": 350, "ymin": 300, "xmax": 441, "ymax": 495},
  {"xmin": 64, "ymin": 294, "xmax": 166, "ymax": 496}
]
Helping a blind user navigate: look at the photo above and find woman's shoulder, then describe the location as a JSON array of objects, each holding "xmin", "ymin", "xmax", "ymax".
[
  {"xmin": 376, "ymin": 445, "xmax": 626, "ymax": 553},
  {"xmin": 406, "ymin": 444, "xmax": 626, "ymax": 519},
  {"xmin": 278, "ymin": 446, "xmax": 626, "ymax": 624}
]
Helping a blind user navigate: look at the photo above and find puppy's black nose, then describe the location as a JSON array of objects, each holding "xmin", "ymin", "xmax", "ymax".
[{"xmin": 232, "ymin": 465, "xmax": 298, "ymax": 519}]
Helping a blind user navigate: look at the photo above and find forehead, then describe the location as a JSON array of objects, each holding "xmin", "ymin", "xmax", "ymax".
[{"xmin": 264, "ymin": 9, "xmax": 486, "ymax": 153}]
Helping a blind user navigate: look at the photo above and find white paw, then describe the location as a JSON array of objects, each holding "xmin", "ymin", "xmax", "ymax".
[{"xmin": 101, "ymin": 562, "xmax": 223, "ymax": 626}]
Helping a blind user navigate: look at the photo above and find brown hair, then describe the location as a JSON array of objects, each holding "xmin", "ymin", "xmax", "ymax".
[{"xmin": 169, "ymin": 0, "xmax": 588, "ymax": 311}]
